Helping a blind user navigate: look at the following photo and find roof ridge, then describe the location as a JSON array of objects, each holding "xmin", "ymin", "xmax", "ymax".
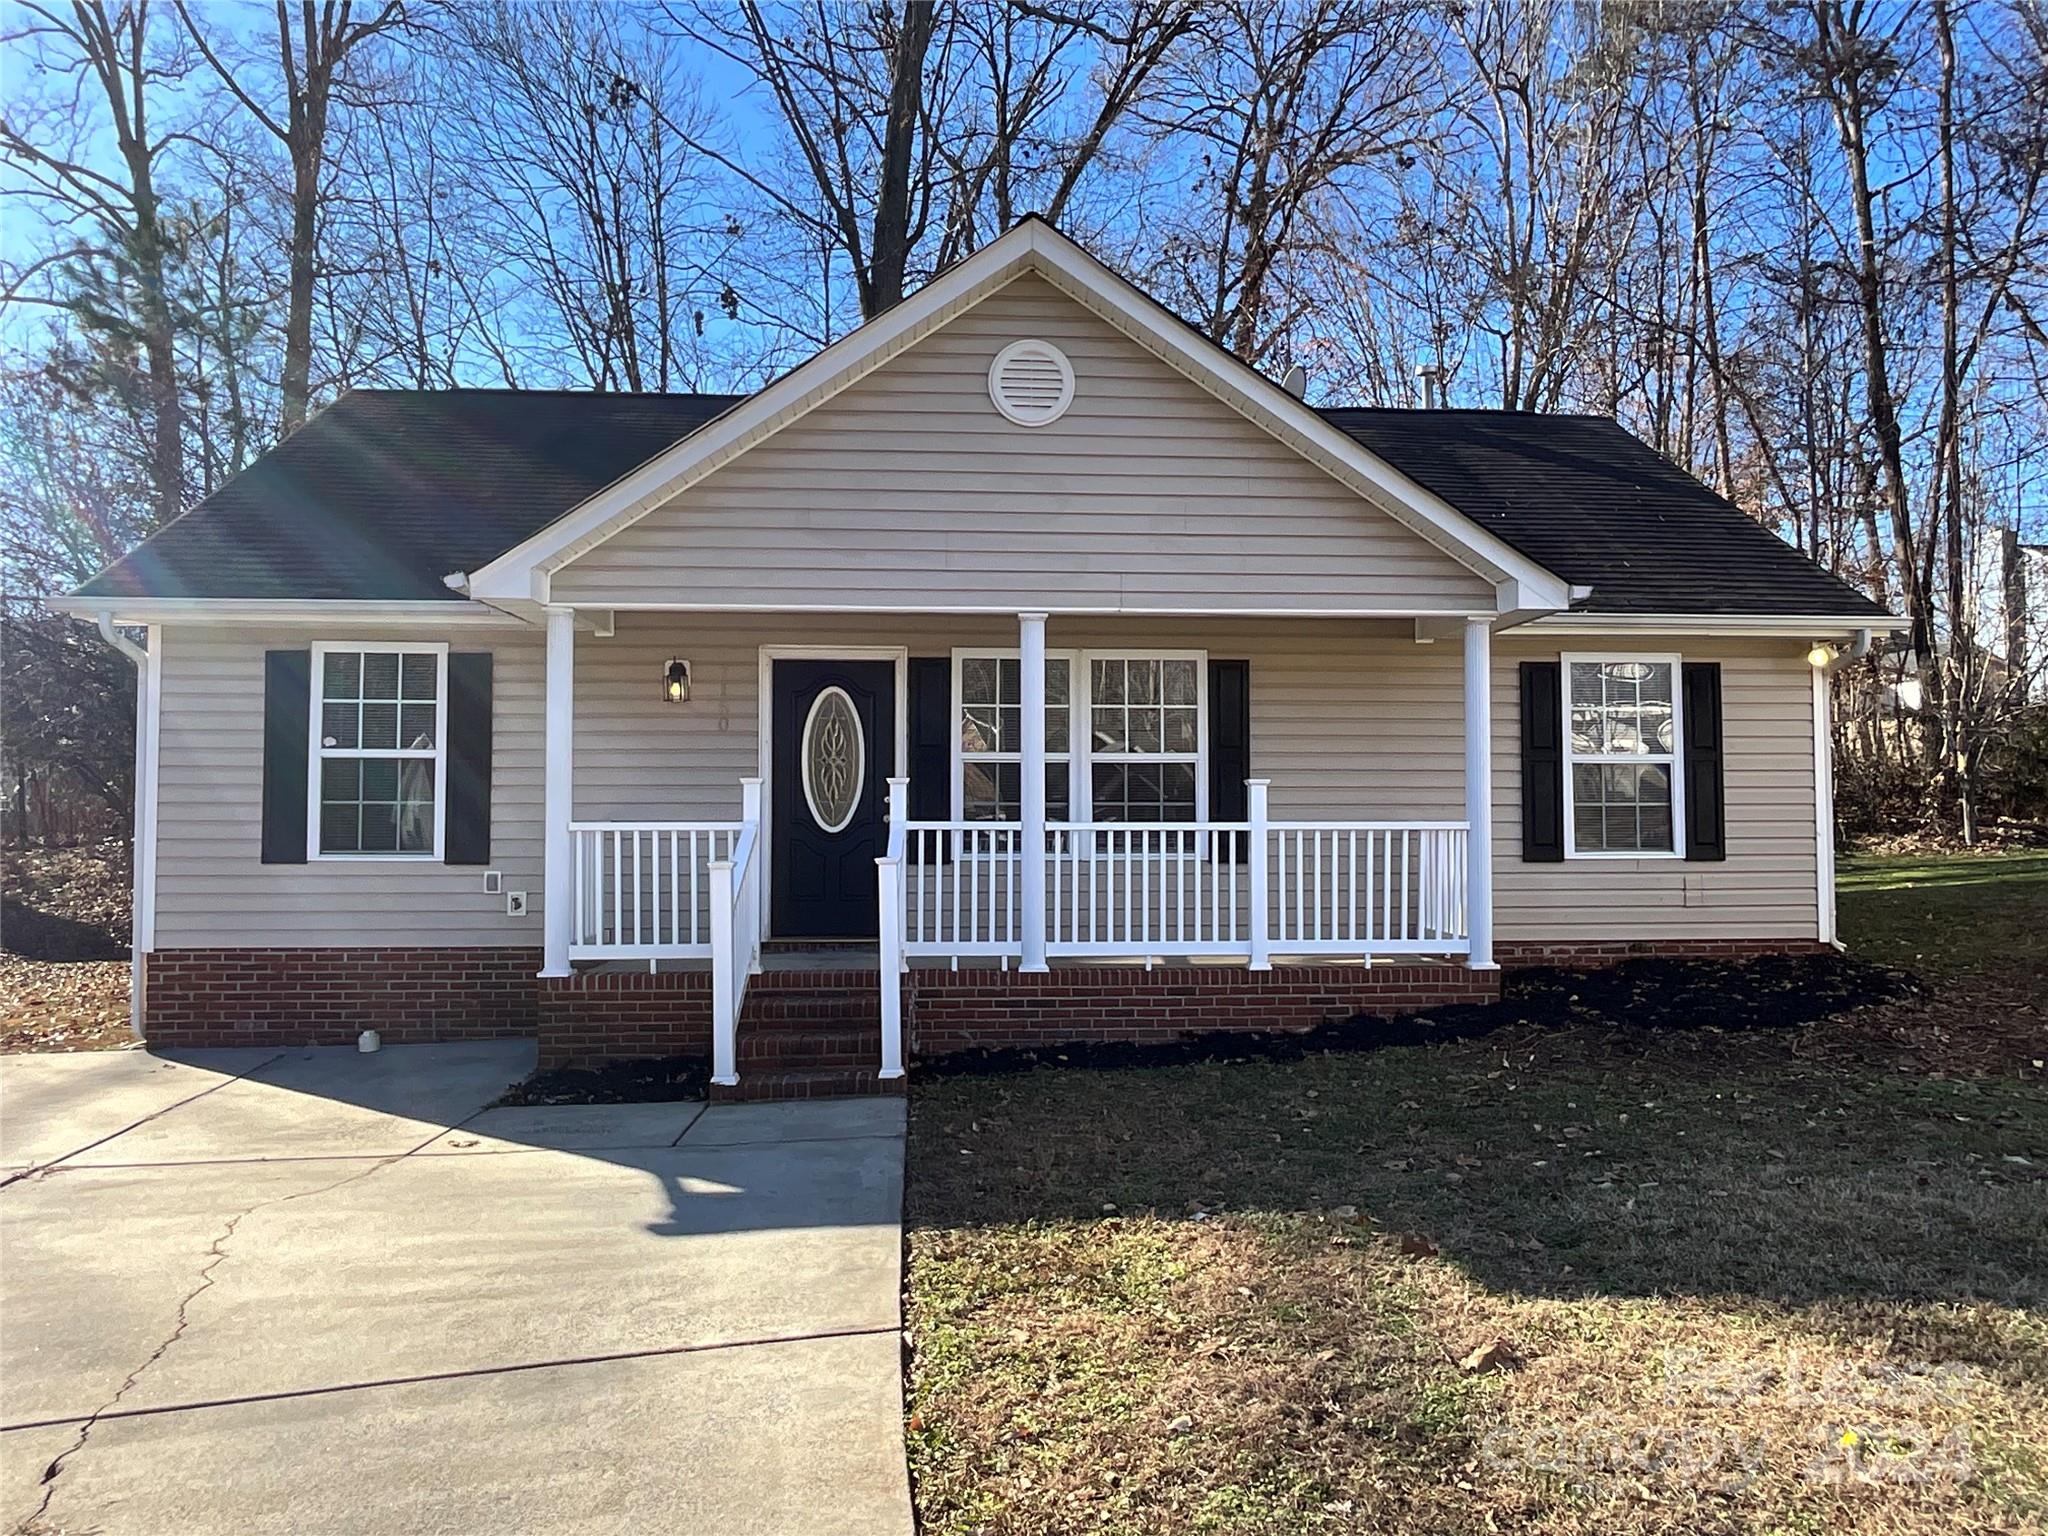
[
  {"xmin": 1315, "ymin": 405, "xmax": 1616, "ymax": 421},
  {"xmin": 340, "ymin": 386, "xmax": 749, "ymax": 401}
]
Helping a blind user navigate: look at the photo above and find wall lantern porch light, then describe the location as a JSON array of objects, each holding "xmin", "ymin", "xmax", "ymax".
[{"xmin": 664, "ymin": 658, "xmax": 692, "ymax": 703}]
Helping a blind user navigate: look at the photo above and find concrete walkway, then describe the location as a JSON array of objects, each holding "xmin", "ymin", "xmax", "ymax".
[{"xmin": 0, "ymin": 1042, "xmax": 912, "ymax": 1535}]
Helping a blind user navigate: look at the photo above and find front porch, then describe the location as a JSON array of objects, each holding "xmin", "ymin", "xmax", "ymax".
[{"xmin": 537, "ymin": 609, "xmax": 1501, "ymax": 1094}]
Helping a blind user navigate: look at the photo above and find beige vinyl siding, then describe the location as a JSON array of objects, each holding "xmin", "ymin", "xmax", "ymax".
[
  {"xmin": 149, "ymin": 615, "xmax": 1818, "ymax": 949},
  {"xmin": 552, "ymin": 275, "xmax": 1495, "ymax": 614},
  {"xmin": 1491, "ymin": 636, "xmax": 1820, "ymax": 942},
  {"xmin": 572, "ymin": 613, "xmax": 1469, "ymax": 824},
  {"xmin": 152, "ymin": 624, "xmax": 545, "ymax": 949}
]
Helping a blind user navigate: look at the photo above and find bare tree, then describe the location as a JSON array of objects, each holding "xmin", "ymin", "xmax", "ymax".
[
  {"xmin": 430, "ymin": 0, "xmax": 731, "ymax": 390},
  {"xmin": 1, "ymin": 0, "xmax": 192, "ymax": 524},
  {"xmin": 176, "ymin": 0, "xmax": 410, "ymax": 432},
  {"xmin": 1137, "ymin": 0, "xmax": 1429, "ymax": 366}
]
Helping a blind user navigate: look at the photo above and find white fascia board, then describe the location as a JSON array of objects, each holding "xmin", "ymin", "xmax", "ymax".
[
  {"xmin": 46, "ymin": 596, "xmax": 533, "ymax": 628},
  {"xmin": 466, "ymin": 233, "xmax": 1043, "ymax": 603},
  {"xmin": 1524, "ymin": 611, "xmax": 1909, "ymax": 637},
  {"xmin": 467, "ymin": 218, "xmax": 1571, "ymax": 611}
]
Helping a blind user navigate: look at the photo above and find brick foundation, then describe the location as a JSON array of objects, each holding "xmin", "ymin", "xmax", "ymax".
[
  {"xmin": 140, "ymin": 937, "xmax": 1830, "ymax": 1061},
  {"xmin": 1495, "ymin": 937, "xmax": 1831, "ymax": 968},
  {"xmin": 907, "ymin": 962, "xmax": 1500, "ymax": 1057},
  {"xmin": 142, "ymin": 947, "xmax": 541, "ymax": 1049},
  {"xmin": 537, "ymin": 969, "xmax": 712, "ymax": 1066}
]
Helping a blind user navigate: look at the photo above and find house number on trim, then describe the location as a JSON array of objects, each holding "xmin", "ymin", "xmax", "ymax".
[{"xmin": 801, "ymin": 686, "xmax": 863, "ymax": 834}]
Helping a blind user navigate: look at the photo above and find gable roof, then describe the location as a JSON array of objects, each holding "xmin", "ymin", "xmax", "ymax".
[
  {"xmin": 69, "ymin": 220, "xmax": 1889, "ymax": 626},
  {"xmin": 74, "ymin": 390, "xmax": 741, "ymax": 602},
  {"xmin": 461, "ymin": 219, "xmax": 1572, "ymax": 611},
  {"xmin": 73, "ymin": 388, "xmax": 1891, "ymax": 620},
  {"xmin": 1322, "ymin": 410, "xmax": 1888, "ymax": 618}
]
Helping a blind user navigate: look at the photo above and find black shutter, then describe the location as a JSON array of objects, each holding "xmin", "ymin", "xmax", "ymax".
[
  {"xmin": 445, "ymin": 652, "xmax": 493, "ymax": 865},
  {"xmin": 908, "ymin": 651, "xmax": 952, "ymax": 822},
  {"xmin": 262, "ymin": 649, "xmax": 311, "ymax": 864},
  {"xmin": 1519, "ymin": 661, "xmax": 1565, "ymax": 862},
  {"xmin": 1682, "ymin": 661, "xmax": 1726, "ymax": 862},
  {"xmin": 1208, "ymin": 660, "xmax": 1251, "ymax": 854}
]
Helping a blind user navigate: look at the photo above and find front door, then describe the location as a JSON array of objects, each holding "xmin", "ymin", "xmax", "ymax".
[{"xmin": 770, "ymin": 658, "xmax": 895, "ymax": 939}]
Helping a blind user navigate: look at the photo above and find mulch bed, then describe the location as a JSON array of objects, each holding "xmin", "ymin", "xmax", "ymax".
[
  {"xmin": 495, "ymin": 1053, "xmax": 710, "ymax": 1105},
  {"xmin": 495, "ymin": 953, "xmax": 1968, "ymax": 1104},
  {"xmin": 914, "ymin": 952, "xmax": 1924, "ymax": 1080}
]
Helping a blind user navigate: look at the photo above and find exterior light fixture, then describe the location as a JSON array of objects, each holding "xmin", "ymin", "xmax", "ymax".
[
  {"xmin": 1807, "ymin": 643, "xmax": 1836, "ymax": 669},
  {"xmin": 663, "ymin": 658, "xmax": 691, "ymax": 703}
]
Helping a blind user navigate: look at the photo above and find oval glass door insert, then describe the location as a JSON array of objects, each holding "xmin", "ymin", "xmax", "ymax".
[{"xmin": 801, "ymin": 686, "xmax": 864, "ymax": 834}]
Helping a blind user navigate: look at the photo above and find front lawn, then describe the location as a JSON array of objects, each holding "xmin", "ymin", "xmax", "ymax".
[
  {"xmin": 903, "ymin": 870, "xmax": 2048, "ymax": 1534},
  {"xmin": 1838, "ymin": 849, "xmax": 2048, "ymax": 980}
]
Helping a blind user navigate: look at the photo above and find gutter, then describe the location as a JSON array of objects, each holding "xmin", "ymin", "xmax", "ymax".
[
  {"xmin": 95, "ymin": 611, "xmax": 156, "ymax": 1042},
  {"xmin": 1815, "ymin": 627, "xmax": 1876, "ymax": 674}
]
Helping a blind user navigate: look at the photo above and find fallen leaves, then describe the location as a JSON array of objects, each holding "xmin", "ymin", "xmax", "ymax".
[
  {"xmin": 0, "ymin": 956, "xmax": 132, "ymax": 1053},
  {"xmin": 1459, "ymin": 1337, "xmax": 1522, "ymax": 1374}
]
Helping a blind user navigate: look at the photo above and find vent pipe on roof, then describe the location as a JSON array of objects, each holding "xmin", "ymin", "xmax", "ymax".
[
  {"xmin": 1417, "ymin": 362, "xmax": 1443, "ymax": 409},
  {"xmin": 1281, "ymin": 364, "xmax": 1307, "ymax": 400}
]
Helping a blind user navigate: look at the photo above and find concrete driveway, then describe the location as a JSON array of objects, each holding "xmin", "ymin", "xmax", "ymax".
[{"xmin": 0, "ymin": 1042, "xmax": 911, "ymax": 1535}]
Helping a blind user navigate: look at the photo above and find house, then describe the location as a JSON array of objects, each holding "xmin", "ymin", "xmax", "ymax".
[{"xmin": 53, "ymin": 219, "xmax": 1901, "ymax": 1098}]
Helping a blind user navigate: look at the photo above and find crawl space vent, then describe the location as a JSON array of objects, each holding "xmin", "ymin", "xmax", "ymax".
[{"xmin": 988, "ymin": 340, "xmax": 1074, "ymax": 426}]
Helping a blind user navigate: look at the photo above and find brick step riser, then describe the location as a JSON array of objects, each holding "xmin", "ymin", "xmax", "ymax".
[
  {"xmin": 739, "ymin": 1002, "xmax": 884, "ymax": 1027},
  {"xmin": 739, "ymin": 1038, "xmax": 884, "ymax": 1066},
  {"xmin": 710, "ymin": 1070, "xmax": 906, "ymax": 1103}
]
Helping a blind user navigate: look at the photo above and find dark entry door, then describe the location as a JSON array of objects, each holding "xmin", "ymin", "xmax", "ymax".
[{"xmin": 771, "ymin": 658, "xmax": 895, "ymax": 939}]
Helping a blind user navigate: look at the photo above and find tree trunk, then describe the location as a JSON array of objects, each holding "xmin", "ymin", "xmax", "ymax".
[
  {"xmin": 865, "ymin": 1, "xmax": 938, "ymax": 318},
  {"xmin": 1818, "ymin": 1, "xmax": 1936, "ymax": 764},
  {"xmin": 281, "ymin": 136, "xmax": 322, "ymax": 433}
]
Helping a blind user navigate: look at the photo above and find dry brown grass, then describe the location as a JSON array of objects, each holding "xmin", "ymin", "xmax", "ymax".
[{"xmin": 905, "ymin": 1010, "xmax": 2047, "ymax": 1534}]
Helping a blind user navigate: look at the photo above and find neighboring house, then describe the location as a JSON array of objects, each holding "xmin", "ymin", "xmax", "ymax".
[{"xmin": 54, "ymin": 219, "xmax": 1901, "ymax": 1098}]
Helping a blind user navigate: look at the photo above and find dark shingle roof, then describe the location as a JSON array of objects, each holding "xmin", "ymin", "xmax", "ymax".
[
  {"xmin": 1321, "ymin": 408, "xmax": 1887, "ymax": 617},
  {"xmin": 78, "ymin": 389, "xmax": 1887, "ymax": 620},
  {"xmin": 76, "ymin": 390, "xmax": 743, "ymax": 601}
]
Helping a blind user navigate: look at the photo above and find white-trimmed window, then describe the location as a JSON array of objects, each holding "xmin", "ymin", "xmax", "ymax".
[
  {"xmin": 1563, "ymin": 655, "xmax": 1682, "ymax": 857},
  {"xmin": 1088, "ymin": 656, "xmax": 1203, "ymax": 821},
  {"xmin": 956, "ymin": 653, "xmax": 1072, "ymax": 821},
  {"xmin": 952, "ymin": 649, "xmax": 1206, "ymax": 823},
  {"xmin": 311, "ymin": 642, "xmax": 447, "ymax": 858}
]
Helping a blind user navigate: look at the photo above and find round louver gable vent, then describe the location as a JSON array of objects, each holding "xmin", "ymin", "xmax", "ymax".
[{"xmin": 988, "ymin": 339, "xmax": 1074, "ymax": 426}]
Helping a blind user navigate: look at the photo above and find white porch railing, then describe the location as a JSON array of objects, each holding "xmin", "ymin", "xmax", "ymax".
[
  {"xmin": 898, "ymin": 822, "xmax": 1026, "ymax": 961},
  {"xmin": 568, "ymin": 822, "xmax": 743, "ymax": 959},
  {"xmin": 566, "ymin": 780, "xmax": 763, "ymax": 1089},
  {"xmin": 1265, "ymin": 821, "xmax": 1469, "ymax": 955},
  {"xmin": 880, "ymin": 779, "xmax": 1472, "ymax": 976}
]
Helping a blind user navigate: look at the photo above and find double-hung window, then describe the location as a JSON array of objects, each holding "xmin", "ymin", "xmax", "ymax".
[
  {"xmin": 956, "ymin": 654, "xmax": 1072, "ymax": 821},
  {"xmin": 953, "ymin": 649, "xmax": 1206, "ymax": 823},
  {"xmin": 311, "ymin": 642, "xmax": 446, "ymax": 858},
  {"xmin": 1087, "ymin": 656, "xmax": 1202, "ymax": 821},
  {"xmin": 1563, "ymin": 655, "xmax": 1681, "ymax": 857}
]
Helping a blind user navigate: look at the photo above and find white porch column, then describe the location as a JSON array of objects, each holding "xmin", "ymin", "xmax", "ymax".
[
  {"xmin": 1019, "ymin": 611, "xmax": 1049, "ymax": 971},
  {"xmin": 1462, "ymin": 617, "xmax": 1497, "ymax": 970},
  {"xmin": 541, "ymin": 606, "xmax": 576, "ymax": 977}
]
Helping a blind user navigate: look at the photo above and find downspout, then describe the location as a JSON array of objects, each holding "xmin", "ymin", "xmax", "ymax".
[
  {"xmin": 97, "ymin": 612, "xmax": 154, "ymax": 1041},
  {"xmin": 1807, "ymin": 627, "xmax": 1873, "ymax": 951},
  {"xmin": 1819, "ymin": 627, "xmax": 1875, "ymax": 675}
]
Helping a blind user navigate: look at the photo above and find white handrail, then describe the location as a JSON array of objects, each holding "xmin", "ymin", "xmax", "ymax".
[
  {"xmin": 709, "ymin": 779, "xmax": 763, "ymax": 1089},
  {"xmin": 876, "ymin": 778, "xmax": 910, "ymax": 1080}
]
